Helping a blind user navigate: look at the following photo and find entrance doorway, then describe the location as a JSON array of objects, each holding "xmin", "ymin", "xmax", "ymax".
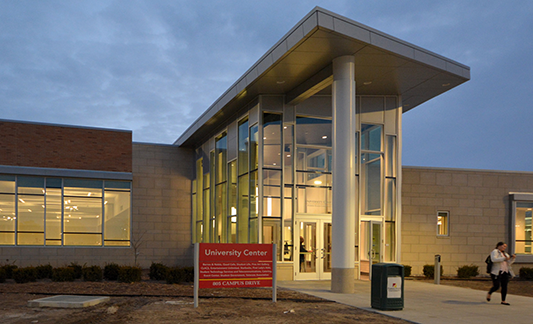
[
  {"xmin": 360, "ymin": 220, "xmax": 382, "ymax": 279},
  {"xmin": 294, "ymin": 216, "xmax": 332, "ymax": 280}
]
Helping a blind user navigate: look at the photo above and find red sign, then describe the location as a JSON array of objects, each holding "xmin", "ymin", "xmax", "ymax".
[{"xmin": 198, "ymin": 243, "xmax": 273, "ymax": 289}]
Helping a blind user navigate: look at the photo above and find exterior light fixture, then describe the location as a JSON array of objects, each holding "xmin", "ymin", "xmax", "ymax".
[
  {"xmin": 322, "ymin": 135, "xmax": 327, "ymax": 139},
  {"xmin": 363, "ymin": 81, "xmax": 372, "ymax": 85}
]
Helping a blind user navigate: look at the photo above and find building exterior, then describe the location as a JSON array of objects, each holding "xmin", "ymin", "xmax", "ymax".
[{"xmin": 1, "ymin": 8, "xmax": 532, "ymax": 291}]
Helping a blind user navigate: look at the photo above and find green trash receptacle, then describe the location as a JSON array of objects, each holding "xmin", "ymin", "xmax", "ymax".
[{"xmin": 371, "ymin": 263, "xmax": 404, "ymax": 310}]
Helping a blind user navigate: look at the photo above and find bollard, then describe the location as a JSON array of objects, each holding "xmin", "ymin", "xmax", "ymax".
[{"xmin": 434, "ymin": 254, "xmax": 441, "ymax": 285}]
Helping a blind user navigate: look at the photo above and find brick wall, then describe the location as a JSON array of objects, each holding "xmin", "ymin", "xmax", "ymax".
[
  {"xmin": 0, "ymin": 120, "xmax": 132, "ymax": 172},
  {"xmin": 402, "ymin": 167, "xmax": 533, "ymax": 276},
  {"xmin": 0, "ymin": 142, "xmax": 194, "ymax": 268}
]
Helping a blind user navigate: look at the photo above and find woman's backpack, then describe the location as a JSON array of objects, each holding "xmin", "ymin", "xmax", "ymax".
[{"xmin": 485, "ymin": 255, "xmax": 493, "ymax": 274}]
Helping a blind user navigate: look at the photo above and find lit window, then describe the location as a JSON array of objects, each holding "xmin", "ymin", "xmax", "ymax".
[{"xmin": 437, "ymin": 211, "xmax": 449, "ymax": 236}]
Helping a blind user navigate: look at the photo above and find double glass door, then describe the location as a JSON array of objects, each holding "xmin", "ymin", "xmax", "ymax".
[
  {"xmin": 360, "ymin": 220, "xmax": 382, "ymax": 279},
  {"xmin": 294, "ymin": 216, "xmax": 332, "ymax": 280}
]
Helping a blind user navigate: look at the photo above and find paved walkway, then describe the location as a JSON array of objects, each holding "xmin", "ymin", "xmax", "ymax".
[{"xmin": 278, "ymin": 280, "xmax": 532, "ymax": 324}]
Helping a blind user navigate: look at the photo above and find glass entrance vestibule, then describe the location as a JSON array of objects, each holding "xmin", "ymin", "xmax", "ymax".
[{"xmin": 192, "ymin": 94, "xmax": 401, "ymax": 280}]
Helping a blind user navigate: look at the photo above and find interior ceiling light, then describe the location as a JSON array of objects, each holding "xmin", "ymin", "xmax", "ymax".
[{"xmin": 322, "ymin": 135, "xmax": 328, "ymax": 139}]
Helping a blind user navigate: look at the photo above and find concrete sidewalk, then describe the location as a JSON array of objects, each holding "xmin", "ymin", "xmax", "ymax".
[{"xmin": 278, "ymin": 280, "xmax": 532, "ymax": 324}]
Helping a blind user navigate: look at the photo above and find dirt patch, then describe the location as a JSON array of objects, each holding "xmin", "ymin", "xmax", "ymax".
[{"xmin": 0, "ymin": 280, "xmax": 409, "ymax": 324}]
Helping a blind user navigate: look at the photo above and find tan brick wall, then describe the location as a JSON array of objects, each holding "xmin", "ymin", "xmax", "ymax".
[
  {"xmin": 0, "ymin": 120, "xmax": 132, "ymax": 172},
  {"xmin": 0, "ymin": 143, "xmax": 193, "ymax": 269},
  {"xmin": 402, "ymin": 167, "xmax": 533, "ymax": 276}
]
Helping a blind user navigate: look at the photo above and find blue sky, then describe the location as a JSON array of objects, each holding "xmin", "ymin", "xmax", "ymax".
[{"xmin": 1, "ymin": 1, "xmax": 532, "ymax": 171}]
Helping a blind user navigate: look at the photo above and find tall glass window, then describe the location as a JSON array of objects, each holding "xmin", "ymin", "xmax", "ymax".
[
  {"xmin": 361, "ymin": 124, "xmax": 383, "ymax": 215},
  {"xmin": 249, "ymin": 124, "xmax": 259, "ymax": 243},
  {"xmin": 237, "ymin": 118, "xmax": 250, "ymax": 242},
  {"xmin": 215, "ymin": 134, "xmax": 227, "ymax": 243},
  {"xmin": 227, "ymin": 160, "xmax": 237, "ymax": 243},
  {"xmin": 45, "ymin": 178, "xmax": 62, "ymax": 246},
  {"xmin": 195, "ymin": 158, "xmax": 203, "ymax": 243},
  {"xmin": 295, "ymin": 116, "xmax": 332, "ymax": 214},
  {"xmin": 515, "ymin": 202, "xmax": 533, "ymax": 254},
  {"xmin": 0, "ymin": 176, "xmax": 16, "ymax": 245},
  {"xmin": 263, "ymin": 113, "xmax": 282, "ymax": 257},
  {"xmin": 17, "ymin": 177, "xmax": 45, "ymax": 245},
  {"xmin": 283, "ymin": 124, "xmax": 294, "ymax": 261},
  {"xmin": 104, "ymin": 181, "xmax": 131, "ymax": 246}
]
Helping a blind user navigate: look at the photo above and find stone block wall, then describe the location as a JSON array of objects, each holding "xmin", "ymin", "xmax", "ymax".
[
  {"xmin": 131, "ymin": 143, "xmax": 194, "ymax": 268},
  {"xmin": 401, "ymin": 166, "xmax": 533, "ymax": 276}
]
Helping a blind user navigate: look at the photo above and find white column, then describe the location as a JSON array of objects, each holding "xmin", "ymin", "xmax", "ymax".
[{"xmin": 331, "ymin": 56, "xmax": 356, "ymax": 293}]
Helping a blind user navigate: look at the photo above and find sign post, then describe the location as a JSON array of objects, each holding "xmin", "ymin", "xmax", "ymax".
[{"xmin": 194, "ymin": 243, "xmax": 276, "ymax": 307}]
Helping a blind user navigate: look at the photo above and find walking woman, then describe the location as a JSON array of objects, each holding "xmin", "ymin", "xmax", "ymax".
[{"xmin": 487, "ymin": 242, "xmax": 516, "ymax": 305}]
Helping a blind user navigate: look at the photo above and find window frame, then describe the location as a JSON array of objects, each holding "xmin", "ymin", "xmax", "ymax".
[{"xmin": 436, "ymin": 210, "xmax": 450, "ymax": 237}]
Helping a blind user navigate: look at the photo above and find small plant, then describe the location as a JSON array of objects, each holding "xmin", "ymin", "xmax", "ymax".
[
  {"xmin": 423, "ymin": 264, "xmax": 443, "ymax": 278},
  {"xmin": 52, "ymin": 267, "xmax": 76, "ymax": 282},
  {"xmin": 82, "ymin": 265, "xmax": 103, "ymax": 282},
  {"xmin": 36, "ymin": 264, "xmax": 54, "ymax": 279},
  {"xmin": 402, "ymin": 265, "xmax": 412, "ymax": 277},
  {"xmin": 166, "ymin": 267, "xmax": 185, "ymax": 284},
  {"xmin": 13, "ymin": 267, "xmax": 38, "ymax": 283},
  {"xmin": 68, "ymin": 262, "xmax": 83, "ymax": 279},
  {"xmin": 0, "ymin": 268, "xmax": 6, "ymax": 283},
  {"xmin": 149, "ymin": 262, "xmax": 169, "ymax": 281},
  {"xmin": 104, "ymin": 263, "xmax": 121, "ymax": 281},
  {"xmin": 118, "ymin": 266, "xmax": 142, "ymax": 283},
  {"xmin": 519, "ymin": 267, "xmax": 533, "ymax": 280},
  {"xmin": 457, "ymin": 264, "xmax": 479, "ymax": 278},
  {"xmin": 1, "ymin": 264, "xmax": 18, "ymax": 279}
]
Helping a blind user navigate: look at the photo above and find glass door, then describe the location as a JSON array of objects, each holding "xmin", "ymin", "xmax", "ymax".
[
  {"xmin": 360, "ymin": 220, "xmax": 382, "ymax": 280},
  {"xmin": 294, "ymin": 216, "xmax": 332, "ymax": 280}
]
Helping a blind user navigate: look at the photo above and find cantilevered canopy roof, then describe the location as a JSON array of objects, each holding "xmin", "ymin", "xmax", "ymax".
[{"xmin": 176, "ymin": 7, "xmax": 470, "ymax": 147}]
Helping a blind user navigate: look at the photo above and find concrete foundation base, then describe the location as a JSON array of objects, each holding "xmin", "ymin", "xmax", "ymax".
[
  {"xmin": 331, "ymin": 268, "xmax": 355, "ymax": 293},
  {"xmin": 28, "ymin": 295, "xmax": 110, "ymax": 308}
]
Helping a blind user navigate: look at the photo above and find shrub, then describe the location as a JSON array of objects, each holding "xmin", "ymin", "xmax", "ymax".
[
  {"xmin": 52, "ymin": 267, "xmax": 76, "ymax": 282},
  {"xmin": 166, "ymin": 267, "xmax": 184, "ymax": 284},
  {"xmin": 68, "ymin": 262, "xmax": 83, "ymax": 279},
  {"xmin": 36, "ymin": 264, "xmax": 53, "ymax": 279},
  {"xmin": 1, "ymin": 264, "xmax": 18, "ymax": 279},
  {"xmin": 166, "ymin": 267, "xmax": 194, "ymax": 284},
  {"xmin": 13, "ymin": 267, "xmax": 38, "ymax": 283},
  {"xmin": 104, "ymin": 263, "xmax": 120, "ymax": 281},
  {"xmin": 182, "ymin": 267, "xmax": 194, "ymax": 282},
  {"xmin": 423, "ymin": 264, "xmax": 443, "ymax": 278},
  {"xmin": 83, "ymin": 265, "xmax": 103, "ymax": 282},
  {"xmin": 0, "ymin": 268, "xmax": 7, "ymax": 283},
  {"xmin": 402, "ymin": 265, "xmax": 412, "ymax": 277},
  {"xmin": 118, "ymin": 266, "xmax": 142, "ymax": 283},
  {"xmin": 457, "ymin": 264, "xmax": 479, "ymax": 278},
  {"xmin": 149, "ymin": 262, "xmax": 169, "ymax": 281},
  {"xmin": 519, "ymin": 267, "xmax": 533, "ymax": 280}
]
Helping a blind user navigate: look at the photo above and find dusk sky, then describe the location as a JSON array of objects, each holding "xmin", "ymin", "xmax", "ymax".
[{"xmin": 1, "ymin": 1, "xmax": 532, "ymax": 171}]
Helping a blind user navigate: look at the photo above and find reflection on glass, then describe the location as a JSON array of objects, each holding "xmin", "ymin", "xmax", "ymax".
[
  {"xmin": 361, "ymin": 124, "xmax": 382, "ymax": 151},
  {"xmin": 323, "ymin": 222, "xmax": 332, "ymax": 273},
  {"xmin": 0, "ymin": 176, "xmax": 15, "ymax": 193},
  {"xmin": 263, "ymin": 218, "xmax": 281, "ymax": 260},
  {"xmin": 46, "ymin": 188, "xmax": 62, "ymax": 245},
  {"xmin": 250, "ymin": 124, "xmax": 259, "ymax": 171},
  {"xmin": 299, "ymin": 222, "xmax": 316, "ymax": 273},
  {"xmin": 296, "ymin": 147, "xmax": 332, "ymax": 172},
  {"xmin": 296, "ymin": 117, "xmax": 332, "ymax": 146},
  {"xmin": 238, "ymin": 119, "xmax": 249, "ymax": 175},
  {"xmin": 263, "ymin": 113, "xmax": 282, "ymax": 168},
  {"xmin": 237, "ymin": 174, "xmax": 249, "ymax": 243},
  {"xmin": 104, "ymin": 190, "xmax": 130, "ymax": 246}
]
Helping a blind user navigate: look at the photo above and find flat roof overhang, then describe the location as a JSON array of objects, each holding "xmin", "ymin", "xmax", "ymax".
[{"xmin": 176, "ymin": 7, "xmax": 470, "ymax": 147}]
